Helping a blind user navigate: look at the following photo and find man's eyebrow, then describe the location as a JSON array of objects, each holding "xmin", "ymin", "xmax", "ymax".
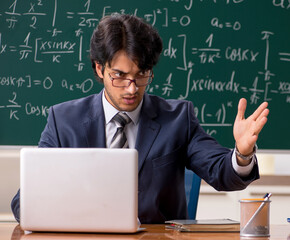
[
  {"xmin": 110, "ymin": 68, "xmax": 146, "ymax": 74},
  {"xmin": 111, "ymin": 68, "xmax": 128, "ymax": 74}
]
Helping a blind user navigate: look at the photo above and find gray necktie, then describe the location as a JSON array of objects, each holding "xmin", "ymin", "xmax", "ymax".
[{"xmin": 110, "ymin": 112, "xmax": 132, "ymax": 148}]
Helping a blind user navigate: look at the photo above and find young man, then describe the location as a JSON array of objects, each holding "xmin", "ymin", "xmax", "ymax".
[{"xmin": 11, "ymin": 14, "xmax": 269, "ymax": 224}]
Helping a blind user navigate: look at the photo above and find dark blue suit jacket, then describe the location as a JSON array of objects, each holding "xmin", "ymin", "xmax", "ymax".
[{"xmin": 11, "ymin": 91, "xmax": 259, "ymax": 223}]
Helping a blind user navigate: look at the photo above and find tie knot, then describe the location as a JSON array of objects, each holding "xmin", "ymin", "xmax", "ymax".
[{"xmin": 113, "ymin": 112, "xmax": 131, "ymax": 128}]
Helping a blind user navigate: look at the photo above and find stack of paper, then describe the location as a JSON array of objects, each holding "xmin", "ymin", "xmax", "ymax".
[{"xmin": 165, "ymin": 219, "xmax": 240, "ymax": 232}]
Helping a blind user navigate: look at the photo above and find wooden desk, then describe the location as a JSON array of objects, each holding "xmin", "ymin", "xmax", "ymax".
[{"xmin": 1, "ymin": 222, "xmax": 289, "ymax": 240}]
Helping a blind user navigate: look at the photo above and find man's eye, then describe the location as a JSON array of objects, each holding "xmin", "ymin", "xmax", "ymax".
[
  {"xmin": 113, "ymin": 72, "xmax": 123, "ymax": 78},
  {"xmin": 139, "ymin": 72, "xmax": 147, "ymax": 76},
  {"xmin": 139, "ymin": 70, "xmax": 151, "ymax": 76},
  {"xmin": 136, "ymin": 73, "xmax": 145, "ymax": 78}
]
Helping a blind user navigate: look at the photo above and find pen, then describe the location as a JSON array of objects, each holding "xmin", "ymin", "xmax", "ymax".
[
  {"xmin": 263, "ymin": 193, "xmax": 270, "ymax": 198},
  {"xmin": 242, "ymin": 193, "xmax": 272, "ymax": 232}
]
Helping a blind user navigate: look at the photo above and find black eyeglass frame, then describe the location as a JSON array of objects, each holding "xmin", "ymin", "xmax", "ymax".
[{"xmin": 107, "ymin": 71, "xmax": 154, "ymax": 88}]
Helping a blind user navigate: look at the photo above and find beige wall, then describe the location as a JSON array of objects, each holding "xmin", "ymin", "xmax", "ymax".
[{"xmin": 0, "ymin": 149, "xmax": 20, "ymax": 220}]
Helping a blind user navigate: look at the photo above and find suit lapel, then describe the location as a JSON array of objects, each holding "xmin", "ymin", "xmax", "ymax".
[
  {"xmin": 82, "ymin": 91, "xmax": 161, "ymax": 169},
  {"xmin": 83, "ymin": 91, "xmax": 106, "ymax": 148},
  {"xmin": 135, "ymin": 94, "xmax": 160, "ymax": 172}
]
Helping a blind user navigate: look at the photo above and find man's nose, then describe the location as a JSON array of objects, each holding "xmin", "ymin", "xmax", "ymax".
[{"xmin": 126, "ymin": 80, "xmax": 139, "ymax": 93}]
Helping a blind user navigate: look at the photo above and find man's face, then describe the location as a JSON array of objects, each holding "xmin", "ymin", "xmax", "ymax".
[{"xmin": 95, "ymin": 50, "xmax": 148, "ymax": 112}]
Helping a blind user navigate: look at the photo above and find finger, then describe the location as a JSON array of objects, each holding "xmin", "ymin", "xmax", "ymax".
[
  {"xmin": 256, "ymin": 108, "xmax": 270, "ymax": 123},
  {"xmin": 236, "ymin": 98, "xmax": 247, "ymax": 120},
  {"xmin": 254, "ymin": 116, "xmax": 268, "ymax": 135},
  {"xmin": 251, "ymin": 101, "xmax": 269, "ymax": 121}
]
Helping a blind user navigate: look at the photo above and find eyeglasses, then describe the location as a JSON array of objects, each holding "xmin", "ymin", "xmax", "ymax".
[{"xmin": 107, "ymin": 71, "xmax": 153, "ymax": 88}]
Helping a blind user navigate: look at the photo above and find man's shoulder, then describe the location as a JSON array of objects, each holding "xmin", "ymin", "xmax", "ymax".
[
  {"xmin": 146, "ymin": 94, "xmax": 192, "ymax": 111},
  {"xmin": 50, "ymin": 93, "xmax": 102, "ymax": 121},
  {"xmin": 53, "ymin": 93, "xmax": 99, "ymax": 109}
]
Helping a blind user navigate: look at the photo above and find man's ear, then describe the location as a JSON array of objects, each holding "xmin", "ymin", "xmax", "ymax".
[{"xmin": 95, "ymin": 62, "xmax": 104, "ymax": 79}]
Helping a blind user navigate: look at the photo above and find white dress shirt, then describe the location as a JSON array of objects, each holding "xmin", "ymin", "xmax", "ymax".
[
  {"xmin": 102, "ymin": 91, "xmax": 254, "ymax": 176},
  {"xmin": 102, "ymin": 91, "xmax": 142, "ymax": 149}
]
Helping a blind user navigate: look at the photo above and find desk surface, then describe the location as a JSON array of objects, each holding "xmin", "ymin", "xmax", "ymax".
[{"xmin": 1, "ymin": 222, "xmax": 289, "ymax": 240}]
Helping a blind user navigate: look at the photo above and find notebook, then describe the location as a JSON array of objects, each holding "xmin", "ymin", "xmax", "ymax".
[
  {"xmin": 165, "ymin": 219, "xmax": 240, "ymax": 232},
  {"xmin": 20, "ymin": 147, "xmax": 139, "ymax": 233}
]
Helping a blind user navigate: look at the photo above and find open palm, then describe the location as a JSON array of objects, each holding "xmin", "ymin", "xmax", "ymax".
[{"xmin": 233, "ymin": 98, "xmax": 269, "ymax": 157}]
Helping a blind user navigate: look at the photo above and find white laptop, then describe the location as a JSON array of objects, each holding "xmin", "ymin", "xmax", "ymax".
[{"xmin": 20, "ymin": 148, "xmax": 139, "ymax": 233}]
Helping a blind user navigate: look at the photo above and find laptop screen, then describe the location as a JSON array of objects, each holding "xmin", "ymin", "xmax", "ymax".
[{"xmin": 20, "ymin": 148, "xmax": 139, "ymax": 233}]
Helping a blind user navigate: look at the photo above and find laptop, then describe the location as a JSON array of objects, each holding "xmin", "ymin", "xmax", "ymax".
[{"xmin": 20, "ymin": 148, "xmax": 139, "ymax": 233}]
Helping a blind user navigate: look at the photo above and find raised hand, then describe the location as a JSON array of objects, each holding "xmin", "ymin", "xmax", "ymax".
[{"xmin": 233, "ymin": 98, "xmax": 269, "ymax": 165}]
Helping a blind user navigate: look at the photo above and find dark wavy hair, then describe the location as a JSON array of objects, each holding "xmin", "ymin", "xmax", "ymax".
[{"xmin": 90, "ymin": 13, "xmax": 163, "ymax": 83}]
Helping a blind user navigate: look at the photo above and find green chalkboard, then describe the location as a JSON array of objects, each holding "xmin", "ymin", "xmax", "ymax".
[{"xmin": 0, "ymin": 0, "xmax": 289, "ymax": 149}]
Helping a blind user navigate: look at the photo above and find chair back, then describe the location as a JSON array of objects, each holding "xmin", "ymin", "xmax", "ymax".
[{"xmin": 184, "ymin": 169, "xmax": 201, "ymax": 219}]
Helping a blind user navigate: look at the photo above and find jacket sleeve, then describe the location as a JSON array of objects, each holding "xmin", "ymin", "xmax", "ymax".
[
  {"xmin": 185, "ymin": 101, "xmax": 259, "ymax": 191},
  {"xmin": 38, "ymin": 106, "xmax": 61, "ymax": 147},
  {"xmin": 11, "ymin": 189, "xmax": 20, "ymax": 223}
]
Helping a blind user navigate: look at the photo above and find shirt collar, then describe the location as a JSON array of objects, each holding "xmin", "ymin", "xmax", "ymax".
[{"xmin": 102, "ymin": 90, "xmax": 143, "ymax": 125}]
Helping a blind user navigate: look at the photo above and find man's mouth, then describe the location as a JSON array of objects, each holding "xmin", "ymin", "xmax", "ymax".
[{"xmin": 123, "ymin": 95, "xmax": 137, "ymax": 105}]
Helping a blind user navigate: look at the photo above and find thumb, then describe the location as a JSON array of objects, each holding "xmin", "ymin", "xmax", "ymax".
[{"xmin": 236, "ymin": 98, "xmax": 247, "ymax": 121}]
